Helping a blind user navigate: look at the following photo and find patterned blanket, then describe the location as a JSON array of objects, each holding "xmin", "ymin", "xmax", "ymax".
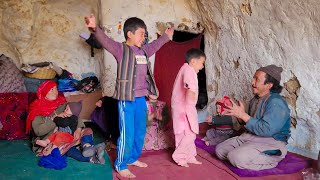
[{"xmin": 0, "ymin": 92, "xmax": 37, "ymax": 140}]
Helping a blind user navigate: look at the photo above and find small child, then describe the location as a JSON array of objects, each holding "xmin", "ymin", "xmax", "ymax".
[
  {"xmin": 171, "ymin": 48, "xmax": 206, "ymax": 167},
  {"xmin": 36, "ymin": 103, "xmax": 105, "ymax": 164},
  {"xmin": 202, "ymin": 96, "xmax": 240, "ymax": 146},
  {"xmin": 91, "ymin": 96, "xmax": 119, "ymax": 151},
  {"xmin": 36, "ymin": 104, "xmax": 78, "ymax": 148}
]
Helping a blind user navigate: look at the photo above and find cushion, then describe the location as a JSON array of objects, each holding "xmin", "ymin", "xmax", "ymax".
[
  {"xmin": 68, "ymin": 101, "xmax": 82, "ymax": 117},
  {"xmin": 195, "ymin": 138, "xmax": 310, "ymax": 177},
  {"xmin": 0, "ymin": 54, "xmax": 26, "ymax": 93},
  {"xmin": 0, "ymin": 92, "xmax": 37, "ymax": 140}
]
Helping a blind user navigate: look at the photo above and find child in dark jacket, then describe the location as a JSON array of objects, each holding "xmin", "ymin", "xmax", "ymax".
[{"xmin": 202, "ymin": 96, "xmax": 241, "ymax": 146}]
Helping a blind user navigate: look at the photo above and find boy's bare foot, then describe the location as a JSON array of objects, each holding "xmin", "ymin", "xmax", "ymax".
[
  {"xmin": 117, "ymin": 169, "xmax": 136, "ymax": 178},
  {"xmin": 128, "ymin": 160, "xmax": 148, "ymax": 167},
  {"xmin": 188, "ymin": 160, "xmax": 202, "ymax": 165},
  {"xmin": 178, "ymin": 163, "xmax": 189, "ymax": 167},
  {"xmin": 36, "ymin": 139, "xmax": 49, "ymax": 147}
]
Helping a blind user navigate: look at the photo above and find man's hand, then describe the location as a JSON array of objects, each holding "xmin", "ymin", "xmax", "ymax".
[
  {"xmin": 165, "ymin": 27, "xmax": 174, "ymax": 40},
  {"xmin": 225, "ymin": 99, "xmax": 251, "ymax": 122},
  {"xmin": 84, "ymin": 14, "xmax": 96, "ymax": 31}
]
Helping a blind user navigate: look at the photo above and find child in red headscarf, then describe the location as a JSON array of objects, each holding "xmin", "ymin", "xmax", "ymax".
[
  {"xmin": 27, "ymin": 80, "xmax": 105, "ymax": 164},
  {"xmin": 202, "ymin": 96, "xmax": 241, "ymax": 146}
]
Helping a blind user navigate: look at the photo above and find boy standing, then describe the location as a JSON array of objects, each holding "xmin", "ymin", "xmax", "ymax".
[
  {"xmin": 171, "ymin": 48, "xmax": 206, "ymax": 167},
  {"xmin": 85, "ymin": 14, "xmax": 173, "ymax": 178}
]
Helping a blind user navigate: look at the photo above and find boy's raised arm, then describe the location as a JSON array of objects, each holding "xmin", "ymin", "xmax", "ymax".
[
  {"xmin": 143, "ymin": 28, "xmax": 174, "ymax": 57},
  {"xmin": 84, "ymin": 14, "xmax": 122, "ymax": 62}
]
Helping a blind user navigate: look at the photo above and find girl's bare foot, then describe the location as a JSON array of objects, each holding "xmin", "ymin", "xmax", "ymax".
[
  {"xmin": 117, "ymin": 169, "xmax": 136, "ymax": 178},
  {"xmin": 128, "ymin": 160, "xmax": 148, "ymax": 167}
]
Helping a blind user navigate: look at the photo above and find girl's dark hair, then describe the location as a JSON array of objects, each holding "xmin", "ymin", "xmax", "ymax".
[
  {"xmin": 123, "ymin": 17, "xmax": 147, "ymax": 40},
  {"xmin": 185, "ymin": 48, "xmax": 206, "ymax": 63},
  {"xmin": 264, "ymin": 74, "xmax": 283, "ymax": 93}
]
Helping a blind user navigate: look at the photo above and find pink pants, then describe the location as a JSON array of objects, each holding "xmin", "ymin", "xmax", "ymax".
[{"xmin": 172, "ymin": 117, "xmax": 197, "ymax": 165}]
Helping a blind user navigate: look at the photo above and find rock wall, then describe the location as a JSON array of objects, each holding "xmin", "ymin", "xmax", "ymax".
[
  {"xmin": 187, "ymin": 0, "xmax": 320, "ymax": 158},
  {"xmin": 1, "ymin": 0, "xmax": 319, "ymax": 158},
  {"xmin": 0, "ymin": 0, "xmax": 102, "ymax": 80}
]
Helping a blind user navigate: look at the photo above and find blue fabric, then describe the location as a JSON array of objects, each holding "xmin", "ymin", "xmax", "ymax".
[
  {"xmin": 114, "ymin": 97, "xmax": 147, "ymax": 171},
  {"xmin": 81, "ymin": 72, "xmax": 96, "ymax": 79},
  {"xmin": 245, "ymin": 93, "xmax": 291, "ymax": 143},
  {"xmin": 38, "ymin": 148, "xmax": 67, "ymax": 170},
  {"xmin": 81, "ymin": 134, "xmax": 94, "ymax": 147},
  {"xmin": 57, "ymin": 78, "xmax": 77, "ymax": 92},
  {"xmin": 65, "ymin": 135, "xmax": 93, "ymax": 162},
  {"xmin": 65, "ymin": 146, "xmax": 90, "ymax": 162}
]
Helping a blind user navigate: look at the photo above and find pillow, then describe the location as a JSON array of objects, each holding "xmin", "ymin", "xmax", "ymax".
[
  {"xmin": 0, "ymin": 92, "xmax": 37, "ymax": 140},
  {"xmin": 67, "ymin": 101, "xmax": 82, "ymax": 117},
  {"xmin": 0, "ymin": 54, "xmax": 26, "ymax": 93}
]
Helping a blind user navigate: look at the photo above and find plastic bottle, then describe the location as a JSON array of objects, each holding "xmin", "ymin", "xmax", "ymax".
[{"xmin": 117, "ymin": 21, "xmax": 122, "ymax": 35}]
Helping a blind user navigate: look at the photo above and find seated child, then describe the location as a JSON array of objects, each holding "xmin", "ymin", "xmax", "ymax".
[
  {"xmin": 202, "ymin": 96, "xmax": 240, "ymax": 146},
  {"xmin": 92, "ymin": 96, "xmax": 119, "ymax": 151},
  {"xmin": 36, "ymin": 103, "xmax": 79, "ymax": 148},
  {"xmin": 36, "ymin": 102, "xmax": 105, "ymax": 164}
]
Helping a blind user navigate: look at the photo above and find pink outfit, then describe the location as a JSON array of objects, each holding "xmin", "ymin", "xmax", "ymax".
[{"xmin": 171, "ymin": 63, "xmax": 199, "ymax": 165}]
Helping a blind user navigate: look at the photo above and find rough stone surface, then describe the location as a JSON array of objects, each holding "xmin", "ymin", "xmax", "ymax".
[
  {"xmin": 187, "ymin": 0, "xmax": 320, "ymax": 157},
  {"xmin": 1, "ymin": 0, "xmax": 319, "ymax": 158},
  {"xmin": 0, "ymin": 0, "xmax": 102, "ymax": 80}
]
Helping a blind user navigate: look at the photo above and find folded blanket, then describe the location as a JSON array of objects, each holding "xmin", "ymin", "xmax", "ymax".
[{"xmin": 38, "ymin": 148, "xmax": 67, "ymax": 170}]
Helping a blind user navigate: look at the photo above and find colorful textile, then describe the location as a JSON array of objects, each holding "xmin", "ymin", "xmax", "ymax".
[
  {"xmin": 48, "ymin": 132, "xmax": 74, "ymax": 147},
  {"xmin": 0, "ymin": 92, "xmax": 37, "ymax": 140},
  {"xmin": 0, "ymin": 54, "xmax": 26, "ymax": 93},
  {"xmin": 146, "ymin": 100, "xmax": 170, "ymax": 129},
  {"xmin": 38, "ymin": 148, "xmax": 67, "ymax": 170},
  {"xmin": 216, "ymin": 96, "xmax": 232, "ymax": 114},
  {"xmin": 143, "ymin": 100, "xmax": 173, "ymax": 150},
  {"xmin": 143, "ymin": 121, "xmax": 174, "ymax": 150}
]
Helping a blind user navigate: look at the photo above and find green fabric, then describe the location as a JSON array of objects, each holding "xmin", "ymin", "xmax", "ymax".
[{"xmin": 0, "ymin": 125, "xmax": 113, "ymax": 180}]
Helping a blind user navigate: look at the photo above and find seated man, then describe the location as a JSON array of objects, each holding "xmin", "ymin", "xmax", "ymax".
[{"xmin": 215, "ymin": 64, "xmax": 291, "ymax": 170}]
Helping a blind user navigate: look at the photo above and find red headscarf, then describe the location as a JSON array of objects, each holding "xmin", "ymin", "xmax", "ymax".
[
  {"xmin": 26, "ymin": 80, "xmax": 66, "ymax": 133},
  {"xmin": 216, "ymin": 96, "xmax": 232, "ymax": 115}
]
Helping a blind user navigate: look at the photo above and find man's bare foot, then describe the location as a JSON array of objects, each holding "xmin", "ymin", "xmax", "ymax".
[
  {"xmin": 117, "ymin": 169, "xmax": 136, "ymax": 178},
  {"xmin": 128, "ymin": 160, "xmax": 148, "ymax": 167},
  {"xmin": 188, "ymin": 160, "xmax": 202, "ymax": 165},
  {"xmin": 178, "ymin": 163, "xmax": 189, "ymax": 167}
]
